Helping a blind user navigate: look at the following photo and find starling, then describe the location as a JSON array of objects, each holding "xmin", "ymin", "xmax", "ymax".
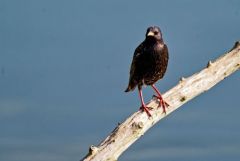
[{"xmin": 125, "ymin": 26, "xmax": 169, "ymax": 116}]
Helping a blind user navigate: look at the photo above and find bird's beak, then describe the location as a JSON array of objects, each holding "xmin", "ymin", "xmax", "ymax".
[{"xmin": 147, "ymin": 31, "xmax": 154, "ymax": 36}]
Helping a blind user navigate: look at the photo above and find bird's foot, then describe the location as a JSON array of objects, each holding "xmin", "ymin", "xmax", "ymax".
[
  {"xmin": 153, "ymin": 95, "xmax": 169, "ymax": 114},
  {"xmin": 139, "ymin": 105, "xmax": 152, "ymax": 117}
]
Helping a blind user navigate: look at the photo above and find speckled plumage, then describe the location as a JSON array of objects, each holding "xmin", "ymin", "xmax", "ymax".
[{"xmin": 125, "ymin": 26, "xmax": 168, "ymax": 91}]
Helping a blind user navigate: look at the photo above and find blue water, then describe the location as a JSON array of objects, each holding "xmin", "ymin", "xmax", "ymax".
[{"xmin": 0, "ymin": 1, "xmax": 240, "ymax": 161}]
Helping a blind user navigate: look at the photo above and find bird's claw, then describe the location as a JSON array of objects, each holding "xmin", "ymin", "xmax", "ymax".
[
  {"xmin": 139, "ymin": 105, "xmax": 152, "ymax": 117},
  {"xmin": 153, "ymin": 95, "xmax": 169, "ymax": 114},
  {"xmin": 159, "ymin": 99, "xmax": 168, "ymax": 114}
]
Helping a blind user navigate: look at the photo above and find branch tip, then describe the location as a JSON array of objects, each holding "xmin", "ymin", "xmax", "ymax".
[
  {"xmin": 229, "ymin": 41, "xmax": 240, "ymax": 52},
  {"xmin": 180, "ymin": 77, "xmax": 186, "ymax": 82},
  {"xmin": 207, "ymin": 61, "xmax": 213, "ymax": 68},
  {"xmin": 89, "ymin": 145, "xmax": 98, "ymax": 155}
]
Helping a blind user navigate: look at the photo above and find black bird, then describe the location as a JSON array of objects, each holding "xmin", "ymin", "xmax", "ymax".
[{"xmin": 125, "ymin": 26, "xmax": 169, "ymax": 116}]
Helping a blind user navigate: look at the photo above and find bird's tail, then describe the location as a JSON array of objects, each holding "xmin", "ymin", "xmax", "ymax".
[
  {"xmin": 125, "ymin": 86, "xmax": 131, "ymax": 92},
  {"xmin": 125, "ymin": 82, "xmax": 136, "ymax": 92}
]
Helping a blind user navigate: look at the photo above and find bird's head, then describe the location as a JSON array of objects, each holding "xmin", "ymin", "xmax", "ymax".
[{"xmin": 145, "ymin": 26, "xmax": 162, "ymax": 41}]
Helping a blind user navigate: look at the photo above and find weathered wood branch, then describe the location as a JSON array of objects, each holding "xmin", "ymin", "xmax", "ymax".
[{"xmin": 81, "ymin": 41, "xmax": 240, "ymax": 161}]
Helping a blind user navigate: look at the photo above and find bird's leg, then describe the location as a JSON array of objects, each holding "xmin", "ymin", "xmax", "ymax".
[
  {"xmin": 151, "ymin": 84, "xmax": 169, "ymax": 114},
  {"xmin": 138, "ymin": 87, "xmax": 152, "ymax": 117}
]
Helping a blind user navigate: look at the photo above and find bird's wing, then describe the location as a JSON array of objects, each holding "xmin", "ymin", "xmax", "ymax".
[
  {"xmin": 125, "ymin": 43, "xmax": 144, "ymax": 92},
  {"xmin": 129, "ymin": 43, "xmax": 144, "ymax": 78}
]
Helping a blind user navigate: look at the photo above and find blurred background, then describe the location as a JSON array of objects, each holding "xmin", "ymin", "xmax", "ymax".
[{"xmin": 0, "ymin": 0, "xmax": 240, "ymax": 161}]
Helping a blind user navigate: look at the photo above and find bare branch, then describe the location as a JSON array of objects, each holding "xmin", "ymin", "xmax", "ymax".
[{"xmin": 81, "ymin": 41, "xmax": 240, "ymax": 161}]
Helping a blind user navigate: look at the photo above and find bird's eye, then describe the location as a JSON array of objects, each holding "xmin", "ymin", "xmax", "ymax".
[{"xmin": 154, "ymin": 31, "xmax": 158, "ymax": 35}]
